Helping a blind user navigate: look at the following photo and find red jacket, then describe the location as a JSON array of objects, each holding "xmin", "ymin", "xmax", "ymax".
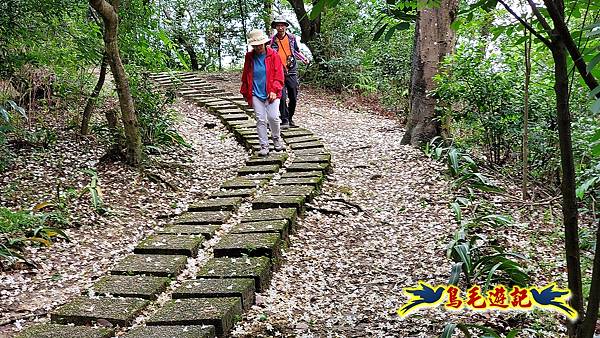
[{"xmin": 240, "ymin": 47, "xmax": 284, "ymax": 107}]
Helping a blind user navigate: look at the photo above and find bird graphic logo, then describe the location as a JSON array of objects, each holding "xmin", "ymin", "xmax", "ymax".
[
  {"xmin": 397, "ymin": 281, "xmax": 446, "ymax": 317},
  {"xmin": 530, "ymin": 283, "xmax": 578, "ymax": 321}
]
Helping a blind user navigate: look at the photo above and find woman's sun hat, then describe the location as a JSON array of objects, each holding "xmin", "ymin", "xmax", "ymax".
[
  {"xmin": 270, "ymin": 15, "xmax": 290, "ymax": 28},
  {"xmin": 247, "ymin": 29, "xmax": 270, "ymax": 46}
]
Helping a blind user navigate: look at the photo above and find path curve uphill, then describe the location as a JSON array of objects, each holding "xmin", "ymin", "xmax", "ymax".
[{"xmin": 231, "ymin": 88, "xmax": 458, "ymax": 336}]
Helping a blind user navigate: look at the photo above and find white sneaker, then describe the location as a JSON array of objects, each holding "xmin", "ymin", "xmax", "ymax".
[
  {"xmin": 258, "ymin": 147, "xmax": 269, "ymax": 156},
  {"xmin": 273, "ymin": 138, "xmax": 284, "ymax": 151}
]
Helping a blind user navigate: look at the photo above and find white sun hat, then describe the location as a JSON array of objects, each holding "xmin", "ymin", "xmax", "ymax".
[{"xmin": 247, "ymin": 29, "xmax": 270, "ymax": 46}]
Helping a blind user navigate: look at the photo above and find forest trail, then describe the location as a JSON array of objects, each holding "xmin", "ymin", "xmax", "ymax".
[{"xmin": 6, "ymin": 72, "xmax": 562, "ymax": 338}]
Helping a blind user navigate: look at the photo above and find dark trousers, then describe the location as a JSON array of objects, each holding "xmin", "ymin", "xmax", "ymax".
[{"xmin": 279, "ymin": 74, "xmax": 298, "ymax": 124}]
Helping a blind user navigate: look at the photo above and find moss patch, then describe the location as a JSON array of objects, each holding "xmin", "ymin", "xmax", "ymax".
[
  {"xmin": 50, "ymin": 296, "xmax": 149, "ymax": 327},
  {"xmin": 111, "ymin": 254, "xmax": 187, "ymax": 277},
  {"xmin": 147, "ymin": 298, "xmax": 241, "ymax": 336},
  {"xmin": 92, "ymin": 275, "xmax": 171, "ymax": 300},
  {"xmin": 16, "ymin": 324, "xmax": 114, "ymax": 338},
  {"xmin": 173, "ymin": 278, "xmax": 255, "ymax": 310}
]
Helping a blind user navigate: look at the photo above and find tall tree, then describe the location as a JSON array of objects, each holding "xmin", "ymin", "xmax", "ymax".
[
  {"xmin": 288, "ymin": 0, "xmax": 323, "ymax": 62},
  {"xmin": 495, "ymin": 0, "xmax": 600, "ymax": 336},
  {"xmin": 400, "ymin": 0, "xmax": 459, "ymax": 146},
  {"xmin": 90, "ymin": 0, "xmax": 143, "ymax": 166}
]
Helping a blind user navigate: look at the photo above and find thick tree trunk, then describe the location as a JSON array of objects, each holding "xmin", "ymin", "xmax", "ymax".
[
  {"xmin": 551, "ymin": 35, "xmax": 583, "ymax": 338},
  {"xmin": 287, "ymin": 0, "xmax": 322, "ymax": 62},
  {"xmin": 89, "ymin": 0, "xmax": 142, "ymax": 166},
  {"xmin": 263, "ymin": 0, "xmax": 273, "ymax": 34},
  {"xmin": 401, "ymin": 0, "xmax": 458, "ymax": 146},
  {"xmin": 81, "ymin": 53, "xmax": 108, "ymax": 135}
]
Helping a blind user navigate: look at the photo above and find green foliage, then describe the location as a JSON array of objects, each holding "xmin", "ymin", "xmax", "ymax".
[
  {"xmin": 446, "ymin": 226, "xmax": 530, "ymax": 290},
  {"xmin": 80, "ymin": 169, "xmax": 106, "ymax": 214},
  {"xmin": 424, "ymin": 138, "xmax": 502, "ymax": 192},
  {"xmin": 0, "ymin": 207, "xmax": 70, "ymax": 268},
  {"xmin": 434, "ymin": 44, "xmax": 522, "ymax": 165},
  {"xmin": 127, "ymin": 69, "xmax": 189, "ymax": 150}
]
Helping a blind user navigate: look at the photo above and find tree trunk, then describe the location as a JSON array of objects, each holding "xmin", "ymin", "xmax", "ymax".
[
  {"xmin": 550, "ymin": 33, "xmax": 584, "ymax": 338},
  {"xmin": 287, "ymin": 0, "xmax": 322, "ymax": 62},
  {"xmin": 263, "ymin": 0, "xmax": 273, "ymax": 34},
  {"xmin": 81, "ymin": 53, "xmax": 108, "ymax": 135},
  {"xmin": 580, "ymin": 219, "xmax": 600, "ymax": 337},
  {"xmin": 238, "ymin": 0, "xmax": 248, "ymax": 51},
  {"xmin": 522, "ymin": 30, "xmax": 531, "ymax": 199},
  {"xmin": 401, "ymin": 0, "xmax": 458, "ymax": 146},
  {"xmin": 89, "ymin": 0, "xmax": 143, "ymax": 166}
]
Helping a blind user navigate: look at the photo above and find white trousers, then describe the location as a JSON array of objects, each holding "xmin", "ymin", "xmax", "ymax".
[{"xmin": 252, "ymin": 96, "xmax": 281, "ymax": 148}]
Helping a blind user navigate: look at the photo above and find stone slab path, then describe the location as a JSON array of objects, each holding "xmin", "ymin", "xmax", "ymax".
[{"xmin": 16, "ymin": 72, "xmax": 332, "ymax": 338}]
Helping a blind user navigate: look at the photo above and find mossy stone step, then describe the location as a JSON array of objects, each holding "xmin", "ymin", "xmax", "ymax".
[
  {"xmin": 229, "ymin": 120, "xmax": 256, "ymax": 128},
  {"xmin": 264, "ymin": 185, "xmax": 316, "ymax": 199},
  {"xmin": 202, "ymin": 88, "xmax": 227, "ymax": 94},
  {"xmin": 16, "ymin": 324, "xmax": 114, "ymax": 338},
  {"xmin": 194, "ymin": 97, "xmax": 223, "ymax": 105},
  {"xmin": 237, "ymin": 164, "xmax": 280, "ymax": 175},
  {"xmin": 173, "ymin": 278, "xmax": 255, "ymax": 311},
  {"xmin": 241, "ymin": 208, "xmax": 297, "ymax": 228},
  {"xmin": 252, "ymin": 195, "xmax": 305, "ymax": 213},
  {"xmin": 175, "ymin": 211, "xmax": 232, "ymax": 225},
  {"xmin": 204, "ymin": 100, "xmax": 232, "ymax": 107},
  {"xmin": 134, "ymin": 234, "xmax": 204, "ymax": 257},
  {"xmin": 186, "ymin": 93, "xmax": 213, "ymax": 100},
  {"xmin": 179, "ymin": 89, "xmax": 204, "ymax": 96},
  {"xmin": 290, "ymin": 141, "xmax": 325, "ymax": 150},
  {"xmin": 237, "ymin": 173, "xmax": 275, "ymax": 181},
  {"xmin": 157, "ymin": 224, "xmax": 221, "ymax": 239},
  {"xmin": 124, "ymin": 325, "xmax": 215, "ymax": 338},
  {"xmin": 285, "ymin": 135, "xmax": 320, "ymax": 144},
  {"xmin": 287, "ymin": 162, "xmax": 330, "ymax": 172},
  {"xmin": 51, "ymin": 296, "xmax": 149, "ymax": 327},
  {"xmin": 280, "ymin": 171, "xmax": 323, "ymax": 178},
  {"xmin": 251, "ymin": 144, "xmax": 276, "ymax": 152},
  {"xmin": 217, "ymin": 108, "xmax": 245, "ymax": 115},
  {"xmin": 282, "ymin": 129, "xmax": 313, "ymax": 138},
  {"xmin": 246, "ymin": 153, "xmax": 288, "ymax": 166},
  {"xmin": 147, "ymin": 297, "xmax": 242, "ymax": 337},
  {"xmin": 210, "ymin": 105, "xmax": 239, "ymax": 114},
  {"xmin": 219, "ymin": 113, "xmax": 248, "ymax": 121},
  {"xmin": 232, "ymin": 220, "xmax": 290, "ymax": 242},
  {"xmin": 197, "ymin": 257, "xmax": 272, "ymax": 292},
  {"xmin": 221, "ymin": 177, "xmax": 267, "ymax": 189},
  {"xmin": 92, "ymin": 275, "xmax": 171, "ymax": 300},
  {"xmin": 278, "ymin": 176, "xmax": 323, "ymax": 187},
  {"xmin": 294, "ymin": 154, "xmax": 331, "ymax": 163},
  {"xmin": 214, "ymin": 233, "xmax": 282, "ymax": 261},
  {"xmin": 211, "ymin": 188, "xmax": 256, "ymax": 198},
  {"xmin": 293, "ymin": 148, "xmax": 330, "ymax": 155},
  {"xmin": 218, "ymin": 94, "xmax": 244, "ymax": 100},
  {"xmin": 111, "ymin": 254, "xmax": 187, "ymax": 277},
  {"xmin": 189, "ymin": 197, "xmax": 242, "ymax": 212}
]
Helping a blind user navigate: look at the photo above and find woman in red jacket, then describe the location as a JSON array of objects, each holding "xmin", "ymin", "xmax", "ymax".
[{"xmin": 240, "ymin": 29, "xmax": 285, "ymax": 156}]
